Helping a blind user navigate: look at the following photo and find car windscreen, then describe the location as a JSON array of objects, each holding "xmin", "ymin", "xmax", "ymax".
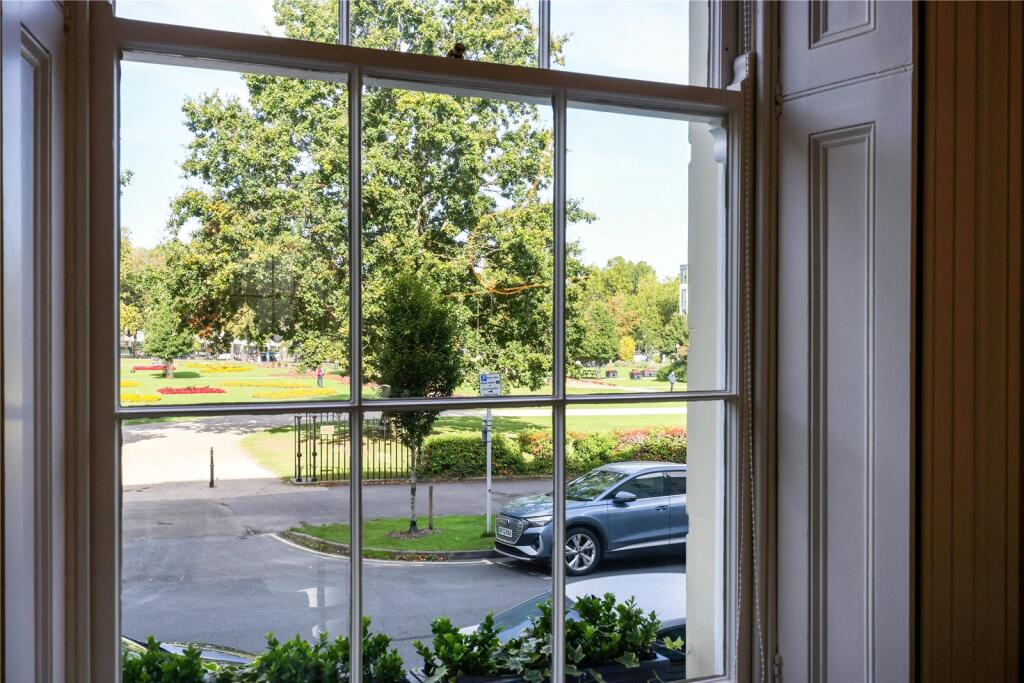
[{"xmin": 565, "ymin": 469, "xmax": 627, "ymax": 501}]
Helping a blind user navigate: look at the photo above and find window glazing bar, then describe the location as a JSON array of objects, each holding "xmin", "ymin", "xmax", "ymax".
[
  {"xmin": 550, "ymin": 85, "xmax": 568, "ymax": 683},
  {"xmin": 538, "ymin": 0, "xmax": 551, "ymax": 69},
  {"xmin": 347, "ymin": 65, "xmax": 364, "ymax": 680},
  {"xmin": 338, "ymin": 0, "xmax": 349, "ymax": 46},
  {"xmin": 111, "ymin": 14, "xmax": 741, "ymax": 114},
  {"xmin": 112, "ymin": 390, "xmax": 730, "ymax": 421}
]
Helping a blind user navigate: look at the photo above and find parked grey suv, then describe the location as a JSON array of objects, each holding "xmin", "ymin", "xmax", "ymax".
[{"xmin": 494, "ymin": 462, "xmax": 688, "ymax": 575}]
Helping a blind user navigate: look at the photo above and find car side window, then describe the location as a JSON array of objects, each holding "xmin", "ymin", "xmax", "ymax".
[
  {"xmin": 612, "ymin": 472, "xmax": 666, "ymax": 500},
  {"xmin": 667, "ymin": 471, "xmax": 686, "ymax": 495}
]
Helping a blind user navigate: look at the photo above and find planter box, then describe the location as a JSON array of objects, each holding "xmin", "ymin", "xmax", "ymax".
[
  {"xmin": 605, "ymin": 369, "xmax": 618, "ymax": 378},
  {"xmin": 629, "ymin": 371, "xmax": 643, "ymax": 380}
]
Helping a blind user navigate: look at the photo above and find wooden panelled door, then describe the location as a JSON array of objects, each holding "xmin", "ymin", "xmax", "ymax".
[{"xmin": 2, "ymin": 1, "xmax": 66, "ymax": 681}]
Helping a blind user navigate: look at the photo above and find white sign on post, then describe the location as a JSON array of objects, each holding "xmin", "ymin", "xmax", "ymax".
[
  {"xmin": 320, "ymin": 425, "xmax": 335, "ymax": 436},
  {"xmin": 479, "ymin": 373, "xmax": 500, "ymax": 532},
  {"xmin": 479, "ymin": 372, "xmax": 502, "ymax": 397}
]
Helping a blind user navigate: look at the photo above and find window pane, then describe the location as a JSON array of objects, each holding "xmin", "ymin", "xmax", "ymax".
[
  {"xmin": 613, "ymin": 472, "xmax": 666, "ymax": 499},
  {"xmin": 565, "ymin": 102, "xmax": 726, "ymax": 394},
  {"xmin": 121, "ymin": 412, "xmax": 350, "ymax": 671},
  {"xmin": 358, "ymin": 408, "xmax": 552, "ymax": 671},
  {"xmin": 119, "ymin": 61, "xmax": 350, "ymax": 406},
  {"xmin": 351, "ymin": 0, "xmax": 540, "ymax": 66},
  {"xmin": 562, "ymin": 399, "xmax": 725, "ymax": 680},
  {"xmin": 361, "ymin": 81, "xmax": 554, "ymax": 400},
  {"xmin": 551, "ymin": 0, "xmax": 707, "ymax": 84},
  {"xmin": 115, "ymin": 0, "xmax": 337, "ymax": 43}
]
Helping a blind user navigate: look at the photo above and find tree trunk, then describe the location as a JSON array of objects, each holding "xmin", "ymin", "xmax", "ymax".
[
  {"xmin": 164, "ymin": 360, "xmax": 173, "ymax": 378},
  {"xmin": 409, "ymin": 444, "xmax": 418, "ymax": 533}
]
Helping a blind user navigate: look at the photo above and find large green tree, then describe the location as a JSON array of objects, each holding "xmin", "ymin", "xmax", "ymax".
[
  {"xmin": 372, "ymin": 273, "xmax": 463, "ymax": 533},
  {"xmin": 166, "ymin": 0, "xmax": 587, "ymax": 387}
]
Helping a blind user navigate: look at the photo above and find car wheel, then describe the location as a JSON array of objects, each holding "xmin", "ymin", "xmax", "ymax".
[{"xmin": 565, "ymin": 528, "xmax": 601, "ymax": 576}]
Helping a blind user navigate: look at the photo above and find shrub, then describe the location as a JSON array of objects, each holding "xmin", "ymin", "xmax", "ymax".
[
  {"xmin": 421, "ymin": 433, "xmax": 525, "ymax": 478},
  {"xmin": 571, "ymin": 431, "xmax": 617, "ymax": 463},
  {"xmin": 156, "ymin": 386, "xmax": 226, "ymax": 395},
  {"xmin": 655, "ymin": 356, "xmax": 687, "ymax": 383},
  {"xmin": 613, "ymin": 427, "xmax": 687, "ymax": 463},
  {"xmin": 121, "ymin": 393, "xmax": 162, "ymax": 403},
  {"xmin": 517, "ymin": 430, "xmax": 553, "ymax": 470}
]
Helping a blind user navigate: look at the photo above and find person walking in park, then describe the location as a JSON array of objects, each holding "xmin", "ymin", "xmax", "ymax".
[
  {"xmin": 668, "ymin": 370, "xmax": 676, "ymax": 392},
  {"xmin": 316, "ymin": 364, "xmax": 325, "ymax": 388}
]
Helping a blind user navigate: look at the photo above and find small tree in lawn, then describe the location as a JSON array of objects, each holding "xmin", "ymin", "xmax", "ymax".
[
  {"xmin": 373, "ymin": 273, "xmax": 464, "ymax": 533},
  {"xmin": 143, "ymin": 295, "xmax": 196, "ymax": 378}
]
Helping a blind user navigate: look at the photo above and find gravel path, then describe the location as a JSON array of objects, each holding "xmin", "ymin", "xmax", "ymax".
[{"xmin": 122, "ymin": 415, "xmax": 292, "ymax": 489}]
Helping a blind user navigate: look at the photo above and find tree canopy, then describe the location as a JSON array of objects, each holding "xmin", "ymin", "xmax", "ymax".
[{"xmin": 132, "ymin": 0, "xmax": 687, "ymax": 387}]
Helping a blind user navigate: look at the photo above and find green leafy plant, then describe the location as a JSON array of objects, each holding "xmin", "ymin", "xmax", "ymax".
[
  {"xmin": 121, "ymin": 618, "xmax": 404, "ymax": 683},
  {"xmin": 420, "ymin": 433, "xmax": 525, "ymax": 478},
  {"xmin": 121, "ymin": 637, "xmax": 216, "ymax": 683},
  {"xmin": 413, "ymin": 613, "xmax": 506, "ymax": 682},
  {"xmin": 498, "ymin": 594, "xmax": 662, "ymax": 682}
]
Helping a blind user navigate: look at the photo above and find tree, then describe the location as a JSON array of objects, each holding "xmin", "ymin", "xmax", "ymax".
[
  {"xmin": 658, "ymin": 313, "xmax": 690, "ymax": 357},
  {"xmin": 371, "ymin": 273, "xmax": 463, "ymax": 533},
  {"xmin": 143, "ymin": 293, "xmax": 197, "ymax": 377},
  {"xmin": 618, "ymin": 336, "xmax": 636, "ymax": 363},
  {"xmin": 577, "ymin": 300, "xmax": 618, "ymax": 365},
  {"xmin": 165, "ymin": 0, "xmax": 587, "ymax": 390}
]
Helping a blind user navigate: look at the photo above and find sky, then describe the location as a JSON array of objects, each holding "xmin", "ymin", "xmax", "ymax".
[{"xmin": 118, "ymin": 0, "xmax": 709, "ymax": 280}]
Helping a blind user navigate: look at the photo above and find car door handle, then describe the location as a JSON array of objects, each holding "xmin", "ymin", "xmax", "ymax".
[{"xmin": 654, "ymin": 505, "xmax": 669, "ymax": 511}]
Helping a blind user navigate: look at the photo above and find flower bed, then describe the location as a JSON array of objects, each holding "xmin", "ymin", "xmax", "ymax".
[
  {"xmin": 184, "ymin": 363, "xmax": 253, "ymax": 373},
  {"xmin": 120, "ymin": 393, "xmax": 162, "ymax": 404},
  {"xmin": 251, "ymin": 388, "xmax": 334, "ymax": 399},
  {"xmin": 132, "ymin": 364, "xmax": 170, "ymax": 372},
  {"xmin": 155, "ymin": 386, "xmax": 226, "ymax": 395},
  {"xmin": 119, "ymin": 380, "xmax": 140, "ymax": 388},
  {"xmin": 220, "ymin": 380, "xmax": 309, "ymax": 388}
]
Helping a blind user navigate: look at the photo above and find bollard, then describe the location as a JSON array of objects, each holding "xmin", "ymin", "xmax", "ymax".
[
  {"xmin": 428, "ymin": 485, "xmax": 434, "ymax": 530},
  {"xmin": 209, "ymin": 447, "xmax": 215, "ymax": 488}
]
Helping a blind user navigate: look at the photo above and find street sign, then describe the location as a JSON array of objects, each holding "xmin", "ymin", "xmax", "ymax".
[{"xmin": 479, "ymin": 372, "xmax": 501, "ymax": 397}]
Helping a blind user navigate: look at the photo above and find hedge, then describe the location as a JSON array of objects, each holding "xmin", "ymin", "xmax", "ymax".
[
  {"xmin": 416, "ymin": 428, "xmax": 686, "ymax": 480},
  {"xmin": 420, "ymin": 433, "xmax": 526, "ymax": 478},
  {"xmin": 518, "ymin": 427, "xmax": 687, "ymax": 476}
]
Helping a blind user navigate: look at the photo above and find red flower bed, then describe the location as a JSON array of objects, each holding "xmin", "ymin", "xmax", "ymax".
[
  {"xmin": 133, "ymin": 364, "xmax": 172, "ymax": 371},
  {"xmin": 156, "ymin": 386, "xmax": 226, "ymax": 395}
]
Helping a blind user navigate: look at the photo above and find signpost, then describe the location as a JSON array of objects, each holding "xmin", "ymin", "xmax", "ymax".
[{"xmin": 479, "ymin": 373, "xmax": 501, "ymax": 532}]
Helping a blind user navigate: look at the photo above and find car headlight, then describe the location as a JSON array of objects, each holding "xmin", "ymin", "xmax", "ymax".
[{"xmin": 526, "ymin": 515, "xmax": 552, "ymax": 527}]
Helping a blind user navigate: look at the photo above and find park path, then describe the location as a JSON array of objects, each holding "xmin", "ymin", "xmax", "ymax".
[{"xmin": 122, "ymin": 414, "xmax": 291, "ymax": 489}]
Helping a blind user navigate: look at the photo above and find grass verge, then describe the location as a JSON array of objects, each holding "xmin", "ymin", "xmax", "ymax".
[{"xmin": 295, "ymin": 515, "xmax": 493, "ymax": 554}]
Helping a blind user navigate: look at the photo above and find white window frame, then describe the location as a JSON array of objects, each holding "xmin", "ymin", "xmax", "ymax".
[{"xmin": 68, "ymin": 2, "xmax": 753, "ymax": 680}]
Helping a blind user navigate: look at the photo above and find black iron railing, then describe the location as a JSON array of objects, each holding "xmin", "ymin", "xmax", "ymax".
[{"xmin": 293, "ymin": 414, "xmax": 411, "ymax": 483}]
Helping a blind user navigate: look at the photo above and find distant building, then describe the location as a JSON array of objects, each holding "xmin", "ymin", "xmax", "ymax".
[{"xmin": 679, "ymin": 264, "xmax": 688, "ymax": 316}]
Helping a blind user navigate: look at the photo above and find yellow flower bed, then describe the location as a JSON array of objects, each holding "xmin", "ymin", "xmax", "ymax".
[
  {"xmin": 121, "ymin": 392, "xmax": 162, "ymax": 403},
  {"xmin": 120, "ymin": 380, "xmax": 140, "ymax": 388},
  {"xmin": 185, "ymin": 363, "xmax": 254, "ymax": 373},
  {"xmin": 220, "ymin": 380, "xmax": 309, "ymax": 388},
  {"xmin": 251, "ymin": 388, "xmax": 335, "ymax": 399}
]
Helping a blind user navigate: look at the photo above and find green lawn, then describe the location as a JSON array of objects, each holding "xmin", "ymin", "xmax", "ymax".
[
  {"xmin": 295, "ymin": 515, "xmax": 493, "ymax": 553},
  {"xmin": 119, "ymin": 359, "xmax": 353, "ymax": 405}
]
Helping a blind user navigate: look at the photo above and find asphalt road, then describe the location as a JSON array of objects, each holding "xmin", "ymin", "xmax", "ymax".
[{"xmin": 122, "ymin": 480, "xmax": 685, "ymax": 668}]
